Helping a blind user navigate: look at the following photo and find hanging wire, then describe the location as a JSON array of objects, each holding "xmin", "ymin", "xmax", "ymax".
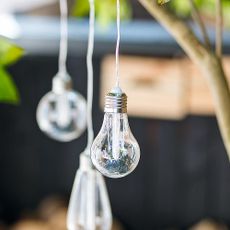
[
  {"xmin": 115, "ymin": 0, "xmax": 121, "ymax": 87},
  {"xmin": 85, "ymin": 0, "xmax": 95, "ymax": 153},
  {"xmin": 59, "ymin": 0, "xmax": 68, "ymax": 74}
]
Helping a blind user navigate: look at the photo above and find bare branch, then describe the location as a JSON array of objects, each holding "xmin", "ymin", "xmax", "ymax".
[
  {"xmin": 158, "ymin": 0, "xmax": 170, "ymax": 5},
  {"xmin": 138, "ymin": 0, "xmax": 230, "ymax": 160},
  {"xmin": 138, "ymin": 0, "xmax": 208, "ymax": 64},
  {"xmin": 216, "ymin": 0, "xmax": 223, "ymax": 59},
  {"xmin": 188, "ymin": 0, "xmax": 211, "ymax": 49}
]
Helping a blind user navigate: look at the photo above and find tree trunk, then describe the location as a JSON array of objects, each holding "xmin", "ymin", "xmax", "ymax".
[
  {"xmin": 202, "ymin": 55, "xmax": 230, "ymax": 159},
  {"xmin": 138, "ymin": 0, "xmax": 230, "ymax": 160}
]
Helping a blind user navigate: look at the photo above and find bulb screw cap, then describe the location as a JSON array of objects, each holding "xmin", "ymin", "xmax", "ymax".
[
  {"xmin": 80, "ymin": 153, "xmax": 93, "ymax": 171},
  {"xmin": 104, "ymin": 87, "xmax": 127, "ymax": 113},
  {"xmin": 52, "ymin": 71, "xmax": 72, "ymax": 94}
]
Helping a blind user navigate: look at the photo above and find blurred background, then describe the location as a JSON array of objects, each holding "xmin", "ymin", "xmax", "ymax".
[{"xmin": 1, "ymin": 0, "xmax": 230, "ymax": 229}]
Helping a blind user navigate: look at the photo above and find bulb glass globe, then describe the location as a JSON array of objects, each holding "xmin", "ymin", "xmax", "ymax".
[
  {"xmin": 91, "ymin": 88, "xmax": 140, "ymax": 178},
  {"xmin": 36, "ymin": 73, "xmax": 87, "ymax": 142},
  {"xmin": 67, "ymin": 154, "xmax": 112, "ymax": 230}
]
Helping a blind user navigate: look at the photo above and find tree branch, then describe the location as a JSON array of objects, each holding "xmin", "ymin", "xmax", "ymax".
[
  {"xmin": 138, "ymin": 0, "xmax": 230, "ymax": 160},
  {"xmin": 188, "ymin": 0, "xmax": 211, "ymax": 49},
  {"xmin": 216, "ymin": 0, "xmax": 223, "ymax": 59},
  {"xmin": 138, "ymin": 0, "xmax": 208, "ymax": 65}
]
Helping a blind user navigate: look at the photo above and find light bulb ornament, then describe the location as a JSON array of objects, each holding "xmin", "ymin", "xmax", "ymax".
[
  {"xmin": 91, "ymin": 0, "xmax": 140, "ymax": 178},
  {"xmin": 67, "ymin": 152, "xmax": 112, "ymax": 230},
  {"xmin": 36, "ymin": 0, "xmax": 87, "ymax": 142},
  {"xmin": 91, "ymin": 87, "xmax": 140, "ymax": 178},
  {"xmin": 67, "ymin": 0, "xmax": 113, "ymax": 229}
]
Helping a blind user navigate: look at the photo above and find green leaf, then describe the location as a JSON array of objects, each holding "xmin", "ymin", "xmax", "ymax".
[
  {"xmin": 223, "ymin": 2, "xmax": 230, "ymax": 27},
  {"xmin": 72, "ymin": 0, "xmax": 132, "ymax": 27},
  {"xmin": 169, "ymin": 0, "xmax": 192, "ymax": 16},
  {"xmin": 0, "ymin": 66, "xmax": 20, "ymax": 104},
  {"xmin": 72, "ymin": 0, "xmax": 90, "ymax": 17},
  {"xmin": 0, "ymin": 38, "xmax": 24, "ymax": 66},
  {"xmin": 97, "ymin": 0, "xmax": 132, "ymax": 27},
  {"xmin": 169, "ymin": 0, "xmax": 230, "ymax": 25}
]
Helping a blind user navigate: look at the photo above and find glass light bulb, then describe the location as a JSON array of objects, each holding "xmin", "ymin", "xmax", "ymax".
[
  {"xmin": 91, "ymin": 88, "xmax": 140, "ymax": 178},
  {"xmin": 67, "ymin": 154, "xmax": 112, "ymax": 230},
  {"xmin": 36, "ymin": 73, "xmax": 87, "ymax": 142}
]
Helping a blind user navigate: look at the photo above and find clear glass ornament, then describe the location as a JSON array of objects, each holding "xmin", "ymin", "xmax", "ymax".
[
  {"xmin": 36, "ymin": 0, "xmax": 87, "ymax": 142},
  {"xmin": 36, "ymin": 72, "xmax": 87, "ymax": 142},
  {"xmin": 91, "ymin": 88, "xmax": 140, "ymax": 178},
  {"xmin": 67, "ymin": 153, "xmax": 112, "ymax": 230}
]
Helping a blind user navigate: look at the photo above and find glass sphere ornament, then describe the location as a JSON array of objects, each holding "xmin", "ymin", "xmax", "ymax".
[
  {"xmin": 67, "ymin": 153, "xmax": 112, "ymax": 230},
  {"xmin": 91, "ymin": 87, "xmax": 140, "ymax": 178},
  {"xmin": 36, "ymin": 71, "xmax": 87, "ymax": 142}
]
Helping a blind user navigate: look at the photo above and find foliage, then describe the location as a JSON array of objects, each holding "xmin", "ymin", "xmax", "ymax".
[
  {"xmin": 72, "ymin": 0, "xmax": 132, "ymax": 26},
  {"xmin": 169, "ymin": 0, "xmax": 230, "ymax": 26},
  {"xmin": 73, "ymin": 0, "xmax": 230, "ymax": 28},
  {"xmin": 0, "ymin": 38, "xmax": 24, "ymax": 104}
]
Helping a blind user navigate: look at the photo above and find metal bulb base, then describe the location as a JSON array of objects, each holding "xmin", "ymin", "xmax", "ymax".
[
  {"xmin": 52, "ymin": 71, "xmax": 72, "ymax": 94},
  {"xmin": 104, "ymin": 89, "xmax": 127, "ymax": 113}
]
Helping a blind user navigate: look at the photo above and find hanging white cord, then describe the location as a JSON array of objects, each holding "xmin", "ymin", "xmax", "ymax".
[
  {"xmin": 59, "ymin": 0, "xmax": 68, "ymax": 75},
  {"xmin": 85, "ymin": 0, "xmax": 95, "ymax": 153},
  {"xmin": 115, "ymin": 0, "xmax": 120, "ymax": 87}
]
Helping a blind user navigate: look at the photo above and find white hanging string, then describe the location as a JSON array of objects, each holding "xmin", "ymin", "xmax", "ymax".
[
  {"xmin": 59, "ymin": 0, "xmax": 68, "ymax": 75},
  {"xmin": 115, "ymin": 0, "xmax": 120, "ymax": 87},
  {"xmin": 85, "ymin": 0, "xmax": 95, "ymax": 153}
]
